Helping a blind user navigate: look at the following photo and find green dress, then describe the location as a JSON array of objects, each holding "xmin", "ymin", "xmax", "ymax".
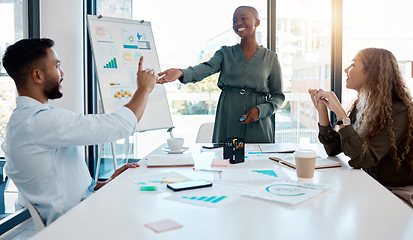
[{"xmin": 180, "ymin": 44, "xmax": 285, "ymax": 143}]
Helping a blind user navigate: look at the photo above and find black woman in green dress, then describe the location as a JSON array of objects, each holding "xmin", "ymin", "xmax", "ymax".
[{"xmin": 157, "ymin": 6, "xmax": 285, "ymax": 143}]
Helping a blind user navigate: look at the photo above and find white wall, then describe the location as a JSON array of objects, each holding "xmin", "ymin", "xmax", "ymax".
[{"xmin": 39, "ymin": 0, "xmax": 84, "ymax": 114}]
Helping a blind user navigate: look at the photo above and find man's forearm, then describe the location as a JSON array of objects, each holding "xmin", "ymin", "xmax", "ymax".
[{"xmin": 124, "ymin": 88, "xmax": 151, "ymax": 122}]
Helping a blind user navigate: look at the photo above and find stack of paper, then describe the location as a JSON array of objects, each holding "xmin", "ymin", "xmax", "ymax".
[{"xmin": 146, "ymin": 153, "xmax": 194, "ymax": 168}]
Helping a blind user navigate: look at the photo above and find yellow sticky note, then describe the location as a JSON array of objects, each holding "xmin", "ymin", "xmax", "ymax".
[
  {"xmin": 123, "ymin": 52, "xmax": 133, "ymax": 60},
  {"xmin": 161, "ymin": 176, "xmax": 188, "ymax": 183}
]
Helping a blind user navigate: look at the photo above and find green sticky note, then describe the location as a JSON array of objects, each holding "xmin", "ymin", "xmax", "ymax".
[{"xmin": 140, "ymin": 186, "xmax": 158, "ymax": 191}]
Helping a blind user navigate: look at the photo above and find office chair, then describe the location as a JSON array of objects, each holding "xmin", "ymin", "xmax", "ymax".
[
  {"xmin": 195, "ymin": 122, "xmax": 214, "ymax": 143},
  {"xmin": 22, "ymin": 195, "xmax": 45, "ymax": 232}
]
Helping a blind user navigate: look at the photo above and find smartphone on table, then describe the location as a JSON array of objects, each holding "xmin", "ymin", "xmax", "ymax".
[{"xmin": 167, "ymin": 180, "xmax": 213, "ymax": 192}]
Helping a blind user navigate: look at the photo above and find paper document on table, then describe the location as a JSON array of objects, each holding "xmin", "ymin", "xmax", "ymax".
[
  {"xmin": 246, "ymin": 152, "xmax": 275, "ymax": 161},
  {"xmin": 146, "ymin": 153, "xmax": 194, "ymax": 168},
  {"xmin": 214, "ymin": 168, "xmax": 290, "ymax": 182},
  {"xmin": 259, "ymin": 143, "xmax": 298, "ymax": 153},
  {"xmin": 246, "ymin": 144, "xmax": 282, "ymax": 160},
  {"xmin": 269, "ymin": 154, "xmax": 341, "ymax": 169},
  {"xmin": 128, "ymin": 171, "xmax": 190, "ymax": 193},
  {"xmin": 166, "ymin": 182, "xmax": 251, "ymax": 207},
  {"xmin": 242, "ymin": 180, "xmax": 329, "ymax": 205},
  {"xmin": 245, "ymin": 144, "xmax": 261, "ymax": 152}
]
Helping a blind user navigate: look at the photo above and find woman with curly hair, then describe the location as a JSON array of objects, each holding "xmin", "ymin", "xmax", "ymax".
[{"xmin": 309, "ymin": 48, "xmax": 413, "ymax": 205}]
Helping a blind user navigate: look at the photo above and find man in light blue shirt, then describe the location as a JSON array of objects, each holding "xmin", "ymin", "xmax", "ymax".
[{"xmin": 1, "ymin": 38, "xmax": 156, "ymax": 225}]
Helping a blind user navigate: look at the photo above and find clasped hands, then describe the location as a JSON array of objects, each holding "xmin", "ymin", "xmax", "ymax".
[{"xmin": 308, "ymin": 89, "xmax": 348, "ymax": 125}]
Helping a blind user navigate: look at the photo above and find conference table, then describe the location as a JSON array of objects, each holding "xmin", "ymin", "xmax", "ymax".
[{"xmin": 31, "ymin": 143, "xmax": 413, "ymax": 240}]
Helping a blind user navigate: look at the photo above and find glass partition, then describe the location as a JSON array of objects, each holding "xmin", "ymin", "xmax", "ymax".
[
  {"xmin": 275, "ymin": 0, "xmax": 332, "ymax": 143},
  {"xmin": 0, "ymin": 0, "xmax": 24, "ymax": 219},
  {"xmin": 342, "ymin": 0, "xmax": 413, "ymax": 110},
  {"xmin": 131, "ymin": 0, "xmax": 267, "ymax": 154}
]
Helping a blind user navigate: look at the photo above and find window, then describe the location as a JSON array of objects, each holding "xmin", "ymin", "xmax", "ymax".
[
  {"xmin": 131, "ymin": 0, "xmax": 267, "ymax": 152},
  {"xmin": 275, "ymin": 0, "xmax": 332, "ymax": 143},
  {"xmin": 0, "ymin": 0, "xmax": 24, "ymax": 218},
  {"xmin": 0, "ymin": 1, "xmax": 23, "ymax": 157},
  {"xmin": 342, "ymin": 0, "xmax": 413, "ymax": 110},
  {"xmin": 97, "ymin": 0, "xmax": 131, "ymax": 18}
]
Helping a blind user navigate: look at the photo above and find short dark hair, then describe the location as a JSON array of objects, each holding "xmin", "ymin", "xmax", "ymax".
[
  {"xmin": 2, "ymin": 38, "xmax": 54, "ymax": 89},
  {"xmin": 235, "ymin": 6, "xmax": 259, "ymax": 19}
]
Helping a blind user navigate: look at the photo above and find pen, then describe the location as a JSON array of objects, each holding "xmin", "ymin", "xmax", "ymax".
[
  {"xmin": 193, "ymin": 168, "xmax": 222, "ymax": 173},
  {"xmin": 202, "ymin": 144, "xmax": 223, "ymax": 149}
]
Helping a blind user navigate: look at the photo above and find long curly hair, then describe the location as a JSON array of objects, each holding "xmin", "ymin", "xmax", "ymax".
[{"xmin": 349, "ymin": 48, "xmax": 413, "ymax": 170}]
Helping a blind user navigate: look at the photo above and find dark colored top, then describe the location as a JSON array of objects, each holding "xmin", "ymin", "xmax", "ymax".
[
  {"xmin": 180, "ymin": 44, "xmax": 285, "ymax": 143},
  {"xmin": 319, "ymin": 100, "xmax": 413, "ymax": 187}
]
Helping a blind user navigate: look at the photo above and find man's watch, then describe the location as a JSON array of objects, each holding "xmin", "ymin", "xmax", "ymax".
[{"xmin": 336, "ymin": 118, "xmax": 351, "ymax": 126}]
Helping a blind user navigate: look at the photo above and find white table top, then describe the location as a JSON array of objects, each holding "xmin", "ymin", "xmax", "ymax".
[{"xmin": 32, "ymin": 144, "xmax": 413, "ymax": 240}]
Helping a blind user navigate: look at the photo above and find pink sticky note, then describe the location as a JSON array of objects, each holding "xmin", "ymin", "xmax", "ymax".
[
  {"xmin": 211, "ymin": 159, "xmax": 230, "ymax": 167},
  {"xmin": 96, "ymin": 26, "xmax": 105, "ymax": 35},
  {"xmin": 144, "ymin": 218, "xmax": 183, "ymax": 233}
]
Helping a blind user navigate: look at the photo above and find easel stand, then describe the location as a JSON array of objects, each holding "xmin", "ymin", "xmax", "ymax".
[
  {"xmin": 94, "ymin": 129, "xmax": 174, "ymax": 181},
  {"xmin": 88, "ymin": 15, "xmax": 175, "ymax": 180},
  {"xmin": 95, "ymin": 142, "xmax": 117, "ymax": 181},
  {"xmin": 94, "ymin": 79, "xmax": 175, "ymax": 180}
]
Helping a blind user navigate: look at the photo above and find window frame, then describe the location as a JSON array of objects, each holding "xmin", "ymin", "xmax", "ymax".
[{"xmin": 0, "ymin": 0, "xmax": 39, "ymax": 233}]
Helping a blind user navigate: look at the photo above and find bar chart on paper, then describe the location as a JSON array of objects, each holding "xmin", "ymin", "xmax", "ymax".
[
  {"xmin": 182, "ymin": 195, "xmax": 227, "ymax": 203},
  {"xmin": 103, "ymin": 57, "xmax": 118, "ymax": 69},
  {"xmin": 167, "ymin": 193, "xmax": 237, "ymax": 207}
]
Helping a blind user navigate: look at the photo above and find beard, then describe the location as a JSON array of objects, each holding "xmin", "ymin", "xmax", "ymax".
[{"xmin": 44, "ymin": 73, "xmax": 63, "ymax": 100}]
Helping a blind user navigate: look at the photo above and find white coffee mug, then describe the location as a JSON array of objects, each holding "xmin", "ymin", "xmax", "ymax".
[{"xmin": 167, "ymin": 138, "xmax": 184, "ymax": 151}]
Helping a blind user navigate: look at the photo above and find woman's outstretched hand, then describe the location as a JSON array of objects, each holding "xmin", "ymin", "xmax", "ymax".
[{"xmin": 157, "ymin": 68, "xmax": 184, "ymax": 84}]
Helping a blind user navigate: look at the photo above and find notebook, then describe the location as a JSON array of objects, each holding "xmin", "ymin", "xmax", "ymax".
[
  {"xmin": 146, "ymin": 153, "xmax": 194, "ymax": 168},
  {"xmin": 269, "ymin": 153, "xmax": 341, "ymax": 169}
]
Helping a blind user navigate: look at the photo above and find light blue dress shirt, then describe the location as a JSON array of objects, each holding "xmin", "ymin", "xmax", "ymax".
[{"xmin": 1, "ymin": 96, "xmax": 137, "ymax": 225}]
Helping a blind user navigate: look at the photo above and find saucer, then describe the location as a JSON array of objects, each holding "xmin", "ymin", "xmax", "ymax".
[{"xmin": 162, "ymin": 147, "xmax": 189, "ymax": 154}]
